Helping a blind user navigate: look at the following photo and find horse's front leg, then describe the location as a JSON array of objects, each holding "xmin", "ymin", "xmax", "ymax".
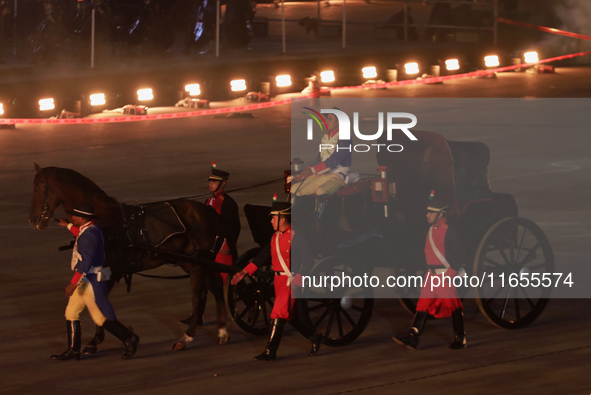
[
  {"xmin": 82, "ymin": 325, "xmax": 105, "ymax": 354},
  {"xmin": 208, "ymin": 274, "xmax": 230, "ymax": 345},
  {"xmin": 172, "ymin": 264, "xmax": 206, "ymax": 351}
]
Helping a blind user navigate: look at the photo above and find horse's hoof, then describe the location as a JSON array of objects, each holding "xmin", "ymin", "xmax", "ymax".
[
  {"xmin": 171, "ymin": 342, "xmax": 186, "ymax": 351},
  {"xmin": 171, "ymin": 334, "xmax": 193, "ymax": 351},
  {"xmin": 82, "ymin": 345, "xmax": 97, "ymax": 355},
  {"xmin": 218, "ymin": 328, "xmax": 229, "ymax": 345}
]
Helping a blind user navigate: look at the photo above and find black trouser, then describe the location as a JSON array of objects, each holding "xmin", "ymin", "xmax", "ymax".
[{"xmin": 289, "ymin": 298, "xmax": 317, "ymax": 339}]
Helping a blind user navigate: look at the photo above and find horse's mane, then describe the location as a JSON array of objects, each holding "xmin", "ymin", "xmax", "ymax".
[{"xmin": 43, "ymin": 166, "xmax": 119, "ymax": 206}]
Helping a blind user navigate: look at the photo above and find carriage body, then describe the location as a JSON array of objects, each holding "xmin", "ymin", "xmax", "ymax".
[{"xmin": 228, "ymin": 131, "xmax": 554, "ymax": 343}]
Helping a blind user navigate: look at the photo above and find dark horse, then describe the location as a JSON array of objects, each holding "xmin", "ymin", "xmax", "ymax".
[{"xmin": 28, "ymin": 163, "xmax": 230, "ymax": 351}]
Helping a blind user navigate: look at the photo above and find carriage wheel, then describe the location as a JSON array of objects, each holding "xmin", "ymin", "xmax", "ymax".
[
  {"xmin": 396, "ymin": 266, "xmax": 425, "ymax": 315},
  {"xmin": 304, "ymin": 256, "xmax": 374, "ymax": 347},
  {"xmin": 474, "ymin": 217, "xmax": 554, "ymax": 329},
  {"xmin": 226, "ymin": 248, "xmax": 274, "ymax": 336}
]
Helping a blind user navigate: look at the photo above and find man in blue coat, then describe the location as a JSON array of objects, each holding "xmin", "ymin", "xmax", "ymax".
[{"xmin": 51, "ymin": 203, "xmax": 139, "ymax": 361}]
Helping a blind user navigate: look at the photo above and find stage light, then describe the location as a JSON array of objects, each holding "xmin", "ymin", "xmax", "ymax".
[
  {"xmin": 320, "ymin": 70, "xmax": 335, "ymax": 83},
  {"xmin": 445, "ymin": 59, "xmax": 460, "ymax": 71},
  {"xmin": 185, "ymin": 84, "xmax": 201, "ymax": 96},
  {"xmin": 231, "ymin": 79, "xmax": 247, "ymax": 92},
  {"xmin": 276, "ymin": 74, "xmax": 292, "ymax": 87},
  {"xmin": 524, "ymin": 51, "xmax": 539, "ymax": 63},
  {"xmin": 485, "ymin": 55, "xmax": 500, "ymax": 68},
  {"xmin": 404, "ymin": 62, "xmax": 420, "ymax": 75},
  {"xmin": 39, "ymin": 98, "xmax": 55, "ymax": 111},
  {"xmin": 89, "ymin": 93, "xmax": 106, "ymax": 106},
  {"xmin": 0, "ymin": 103, "xmax": 3, "ymax": 115},
  {"xmin": 137, "ymin": 89, "xmax": 153, "ymax": 101},
  {"xmin": 362, "ymin": 66, "xmax": 377, "ymax": 79}
]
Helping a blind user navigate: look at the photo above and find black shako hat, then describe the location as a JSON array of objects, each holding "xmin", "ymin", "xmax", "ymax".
[
  {"xmin": 66, "ymin": 203, "xmax": 98, "ymax": 219},
  {"xmin": 208, "ymin": 169, "xmax": 230, "ymax": 182},
  {"xmin": 427, "ymin": 199, "xmax": 449, "ymax": 213},
  {"xmin": 270, "ymin": 202, "xmax": 291, "ymax": 216}
]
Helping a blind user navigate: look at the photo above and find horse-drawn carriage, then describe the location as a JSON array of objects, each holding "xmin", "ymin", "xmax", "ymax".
[
  {"xmin": 226, "ymin": 130, "xmax": 554, "ymax": 347},
  {"xmin": 29, "ymin": 129, "xmax": 553, "ymax": 351}
]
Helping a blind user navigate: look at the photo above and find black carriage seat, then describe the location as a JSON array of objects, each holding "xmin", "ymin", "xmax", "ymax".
[
  {"xmin": 376, "ymin": 130, "xmax": 459, "ymax": 216},
  {"xmin": 447, "ymin": 141, "xmax": 493, "ymax": 213},
  {"xmin": 243, "ymin": 204, "xmax": 275, "ymax": 248}
]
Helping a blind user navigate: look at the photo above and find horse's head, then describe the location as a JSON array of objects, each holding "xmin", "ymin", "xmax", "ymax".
[{"xmin": 29, "ymin": 163, "xmax": 62, "ymax": 230}]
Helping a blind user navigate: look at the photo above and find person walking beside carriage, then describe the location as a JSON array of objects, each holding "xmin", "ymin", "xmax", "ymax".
[
  {"xmin": 291, "ymin": 108, "xmax": 352, "ymax": 196},
  {"xmin": 51, "ymin": 203, "xmax": 139, "ymax": 361},
  {"xmin": 393, "ymin": 193, "xmax": 467, "ymax": 350},
  {"xmin": 184, "ymin": 163, "xmax": 240, "ymax": 345},
  {"xmin": 231, "ymin": 200, "xmax": 323, "ymax": 360}
]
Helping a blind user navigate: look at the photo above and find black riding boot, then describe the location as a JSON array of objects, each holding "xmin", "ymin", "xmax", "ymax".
[
  {"xmin": 102, "ymin": 320, "xmax": 140, "ymax": 359},
  {"xmin": 254, "ymin": 318, "xmax": 285, "ymax": 361},
  {"xmin": 393, "ymin": 311, "xmax": 427, "ymax": 350},
  {"xmin": 51, "ymin": 320, "xmax": 81, "ymax": 360},
  {"xmin": 449, "ymin": 308, "xmax": 467, "ymax": 349},
  {"xmin": 309, "ymin": 331, "xmax": 323, "ymax": 356},
  {"xmin": 292, "ymin": 299, "xmax": 324, "ymax": 356}
]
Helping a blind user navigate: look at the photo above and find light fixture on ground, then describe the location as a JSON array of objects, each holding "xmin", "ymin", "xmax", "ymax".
[
  {"xmin": 362, "ymin": 66, "xmax": 377, "ymax": 79},
  {"xmin": 485, "ymin": 55, "xmax": 500, "ymax": 68},
  {"xmin": 276, "ymin": 74, "xmax": 292, "ymax": 87},
  {"xmin": 445, "ymin": 59, "xmax": 460, "ymax": 71},
  {"xmin": 231, "ymin": 79, "xmax": 247, "ymax": 92},
  {"xmin": 320, "ymin": 70, "xmax": 335, "ymax": 83},
  {"xmin": 404, "ymin": 62, "xmax": 420, "ymax": 75},
  {"xmin": 90, "ymin": 93, "xmax": 106, "ymax": 106},
  {"xmin": 39, "ymin": 98, "xmax": 55, "ymax": 111},
  {"xmin": 185, "ymin": 84, "xmax": 201, "ymax": 96},
  {"xmin": 137, "ymin": 89, "xmax": 153, "ymax": 101},
  {"xmin": 524, "ymin": 51, "xmax": 539, "ymax": 63}
]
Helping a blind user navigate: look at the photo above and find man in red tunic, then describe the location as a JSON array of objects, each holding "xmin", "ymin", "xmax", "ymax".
[
  {"xmin": 183, "ymin": 165, "xmax": 240, "ymax": 345},
  {"xmin": 231, "ymin": 201, "xmax": 322, "ymax": 360},
  {"xmin": 393, "ymin": 198, "xmax": 467, "ymax": 350}
]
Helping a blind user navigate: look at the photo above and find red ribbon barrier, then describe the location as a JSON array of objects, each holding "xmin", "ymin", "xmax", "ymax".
[{"xmin": 496, "ymin": 17, "xmax": 591, "ymax": 41}]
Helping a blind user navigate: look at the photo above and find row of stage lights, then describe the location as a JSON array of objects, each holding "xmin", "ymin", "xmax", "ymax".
[{"xmin": 3, "ymin": 52, "xmax": 539, "ymax": 114}]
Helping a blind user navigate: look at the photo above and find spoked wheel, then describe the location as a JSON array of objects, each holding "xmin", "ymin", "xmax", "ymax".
[
  {"xmin": 474, "ymin": 217, "xmax": 554, "ymax": 329},
  {"xmin": 226, "ymin": 248, "xmax": 274, "ymax": 336},
  {"xmin": 304, "ymin": 256, "xmax": 374, "ymax": 346},
  {"xmin": 396, "ymin": 266, "xmax": 426, "ymax": 315}
]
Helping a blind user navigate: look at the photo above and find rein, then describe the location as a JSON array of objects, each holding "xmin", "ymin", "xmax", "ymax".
[
  {"xmin": 40, "ymin": 180, "xmax": 55, "ymax": 223},
  {"xmin": 141, "ymin": 177, "xmax": 285, "ymax": 205}
]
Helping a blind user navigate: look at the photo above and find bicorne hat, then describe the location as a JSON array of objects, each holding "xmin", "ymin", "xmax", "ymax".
[
  {"xmin": 270, "ymin": 201, "xmax": 291, "ymax": 216},
  {"xmin": 208, "ymin": 169, "xmax": 230, "ymax": 182},
  {"xmin": 427, "ymin": 199, "xmax": 449, "ymax": 213},
  {"xmin": 65, "ymin": 203, "xmax": 98, "ymax": 219}
]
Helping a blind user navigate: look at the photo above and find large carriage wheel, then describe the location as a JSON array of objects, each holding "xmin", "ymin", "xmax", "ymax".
[
  {"xmin": 396, "ymin": 266, "xmax": 425, "ymax": 315},
  {"xmin": 226, "ymin": 247, "xmax": 274, "ymax": 336},
  {"xmin": 304, "ymin": 256, "xmax": 374, "ymax": 347},
  {"xmin": 474, "ymin": 217, "xmax": 554, "ymax": 329}
]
